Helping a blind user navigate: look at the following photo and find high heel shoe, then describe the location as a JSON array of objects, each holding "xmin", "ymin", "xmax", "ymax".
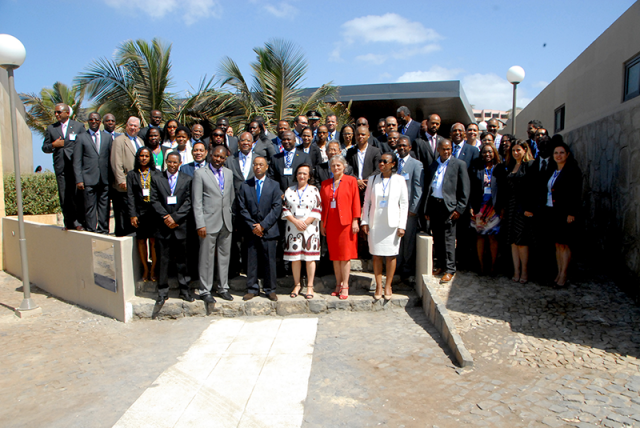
[{"xmin": 339, "ymin": 286, "xmax": 349, "ymax": 300}]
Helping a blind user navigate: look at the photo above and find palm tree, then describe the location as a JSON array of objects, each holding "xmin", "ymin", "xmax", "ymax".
[
  {"xmin": 173, "ymin": 76, "xmax": 236, "ymax": 129},
  {"xmin": 19, "ymin": 82, "xmax": 85, "ymax": 137},
  {"xmin": 74, "ymin": 38, "xmax": 174, "ymax": 128},
  {"xmin": 219, "ymin": 39, "xmax": 338, "ymax": 130}
]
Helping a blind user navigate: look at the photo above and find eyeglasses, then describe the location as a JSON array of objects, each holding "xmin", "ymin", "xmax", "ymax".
[
  {"xmin": 378, "ymin": 159, "xmax": 392, "ymax": 165},
  {"xmin": 213, "ymin": 133, "xmax": 225, "ymax": 137}
]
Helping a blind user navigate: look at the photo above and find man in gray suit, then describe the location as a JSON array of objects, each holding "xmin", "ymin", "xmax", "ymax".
[
  {"xmin": 42, "ymin": 103, "xmax": 86, "ymax": 230},
  {"xmin": 395, "ymin": 136, "xmax": 424, "ymax": 282},
  {"xmin": 193, "ymin": 145, "xmax": 236, "ymax": 303},
  {"xmin": 73, "ymin": 112, "xmax": 113, "ymax": 234}
]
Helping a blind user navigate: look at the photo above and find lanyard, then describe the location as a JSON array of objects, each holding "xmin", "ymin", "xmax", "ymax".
[
  {"xmin": 296, "ymin": 184, "xmax": 308, "ymax": 208},
  {"xmin": 332, "ymin": 178, "xmax": 340, "ymax": 200},
  {"xmin": 381, "ymin": 176, "xmax": 391, "ymax": 199},
  {"xmin": 484, "ymin": 166, "xmax": 494, "ymax": 185},
  {"xmin": 433, "ymin": 157, "xmax": 450, "ymax": 183},
  {"xmin": 549, "ymin": 169, "xmax": 561, "ymax": 190}
]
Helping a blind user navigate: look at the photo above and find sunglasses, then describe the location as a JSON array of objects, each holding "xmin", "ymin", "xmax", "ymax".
[
  {"xmin": 212, "ymin": 133, "xmax": 225, "ymax": 137},
  {"xmin": 378, "ymin": 159, "xmax": 392, "ymax": 165}
]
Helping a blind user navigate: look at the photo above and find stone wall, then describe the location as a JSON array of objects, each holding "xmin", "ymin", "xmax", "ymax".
[{"xmin": 565, "ymin": 103, "xmax": 640, "ymax": 281}]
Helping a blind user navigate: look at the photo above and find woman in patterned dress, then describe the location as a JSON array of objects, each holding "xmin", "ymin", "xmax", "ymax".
[{"xmin": 282, "ymin": 163, "xmax": 322, "ymax": 299}]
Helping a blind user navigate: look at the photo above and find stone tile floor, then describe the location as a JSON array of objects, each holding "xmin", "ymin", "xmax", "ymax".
[{"xmin": 2, "ymin": 268, "xmax": 640, "ymax": 427}]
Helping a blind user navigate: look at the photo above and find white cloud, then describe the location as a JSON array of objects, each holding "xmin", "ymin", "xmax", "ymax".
[
  {"xmin": 397, "ymin": 65, "xmax": 463, "ymax": 83},
  {"xmin": 104, "ymin": 0, "xmax": 221, "ymax": 25},
  {"xmin": 397, "ymin": 67, "xmax": 532, "ymax": 110},
  {"xmin": 263, "ymin": 2, "xmax": 298, "ymax": 18},
  {"xmin": 462, "ymin": 73, "xmax": 532, "ymax": 110},
  {"xmin": 331, "ymin": 14, "xmax": 440, "ymax": 63},
  {"xmin": 342, "ymin": 13, "xmax": 440, "ymax": 45}
]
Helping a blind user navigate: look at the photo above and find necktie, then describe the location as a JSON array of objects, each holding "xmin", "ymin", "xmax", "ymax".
[
  {"xmin": 286, "ymin": 151, "xmax": 293, "ymax": 168},
  {"xmin": 453, "ymin": 144, "xmax": 461, "ymax": 158},
  {"xmin": 93, "ymin": 132, "xmax": 100, "ymax": 152},
  {"xmin": 256, "ymin": 180, "xmax": 262, "ymax": 202},
  {"xmin": 399, "ymin": 159, "xmax": 405, "ymax": 174},
  {"xmin": 430, "ymin": 135, "xmax": 436, "ymax": 152},
  {"xmin": 216, "ymin": 169, "xmax": 224, "ymax": 193},
  {"xmin": 541, "ymin": 159, "xmax": 547, "ymax": 171}
]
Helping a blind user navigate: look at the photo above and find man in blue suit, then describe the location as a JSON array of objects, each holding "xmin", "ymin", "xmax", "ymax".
[
  {"xmin": 396, "ymin": 106, "xmax": 421, "ymax": 143},
  {"xmin": 237, "ymin": 156, "xmax": 283, "ymax": 301},
  {"xmin": 450, "ymin": 122, "xmax": 480, "ymax": 168}
]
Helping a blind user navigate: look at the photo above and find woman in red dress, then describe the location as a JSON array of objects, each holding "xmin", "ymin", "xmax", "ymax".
[{"xmin": 320, "ymin": 155, "xmax": 361, "ymax": 300}]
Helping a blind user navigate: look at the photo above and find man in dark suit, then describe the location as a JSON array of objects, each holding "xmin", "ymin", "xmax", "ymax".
[
  {"xmin": 111, "ymin": 117, "xmax": 144, "ymax": 236},
  {"xmin": 326, "ymin": 114, "xmax": 339, "ymax": 142},
  {"xmin": 413, "ymin": 115, "xmax": 442, "ymax": 167},
  {"xmin": 73, "ymin": 112, "xmax": 113, "ymax": 234},
  {"xmin": 210, "ymin": 127, "xmax": 236, "ymax": 156},
  {"xmin": 268, "ymin": 131, "xmax": 310, "ymax": 193},
  {"xmin": 180, "ymin": 141, "xmax": 208, "ymax": 177},
  {"xmin": 216, "ymin": 117, "xmax": 238, "ymax": 155},
  {"xmin": 378, "ymin": 116, "xmax": 398, "ymax": 144},
  {"xmin": 138, "ymin": 109, "xmax": 163, "ymax": 142},
  {"xmin": 226, "ymin": 132, "xmax": 255, "ymax": 192},
  {"xmin": 191, "ymin": 124, "xmax": 205, "ymax": 146},
  {"xmin": 42, "ymin": 103, "xmax": 86, "ymax": 230},
  {"xmin": 423, "ymin": 139, "xmax": 470, "ymax": 284},
  {"xmin": 150, "ymin": 152, "xmax": 194, "ymax": 304},
  {"xmin": 293, "ymin": 115, "xmax": 308, "ymax": 144},
  {"xmin": 237, "ymin": 156, "xmax": 283, "ymax": 301},
  {"xmin": 102, "ymin": 113, "xmax": 121, "ymax": 140},
  {"xmin": 396, "ymin": 106, "xmax": 420, "ymax": 142},
  {"xmin": 526, "ymin": 120, "xmax": 544, "ymax": 158},
  {"xmin": 193, "ymin": 145, "xmax": 235, "ymax": 303},
  {"xmin": 314, "ymin": 142, "xmax": 354, "ymax": 187},
  {"xmin": 271, "ymin": 120, "xmax": 290, "ymax": 154},
  {"xmin": 450, "ymin": 122, "xmax": 479, "ymax": 268},
  {"xmin": 179, "ymin": 140, "xmax": 208, "ymax": 281},
  {"xmin": 346, "ymin": 126, "xmax": 381, "ymax": 203},
  {"xmin": 355, "ymin": 117, "xmax": 383, "ymax": 150},
  {"xmin": 450, "ymin": 122, "xmax": 479, "ymax": 168},
  {"xmin": 396, "ymin": 136, "xmax": 424, "ymax": 282}
]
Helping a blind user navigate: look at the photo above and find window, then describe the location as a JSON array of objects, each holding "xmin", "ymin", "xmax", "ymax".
[
  {"xmin": 492, "ymin": 113, "xmax": 499, "ymax": 118},
  {"xmin": 554, "ymin": 105, "xmax": 565, "ymax": 133},
  {"xmin": 624, "ymin": 54, "xmax": 640, "ymax": 102}
]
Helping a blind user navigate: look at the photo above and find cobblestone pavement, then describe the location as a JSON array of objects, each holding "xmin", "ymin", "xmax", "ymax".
[{"xmin": 2, "ymin": 268, "xmax": 640, "ymax": 427}]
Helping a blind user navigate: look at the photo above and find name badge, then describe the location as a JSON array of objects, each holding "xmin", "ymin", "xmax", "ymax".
[
  {"xmin": 295, "ymin": 209, "xmax": 309, "ymax": 218},
  {"xmin": 379, "ymin": 200, "xmax": 388, "ymax": 208},
  {"xmin": 142, "ymin": 189, "xmax": 150, "ymax": 197},
  {"xmin": 330, "ymin": 200, "xmax": 336, "ymax": 209},
  {"xmin": 167, "ymin": 196, "xmax": 177, "ymax": 205},
  {"xmin": 402, "ymin": 172, "xmax": 410, "ymax": 180},
  {"xmin": 484, "ymin": 187, "xmax": 492, "ymax": 195},
  {"xmin": 69, "ymin": 133, "xmax": 76, "ymax": 141},
  {"xmin": 284, "ymin": 168, "xmax": 293, "ymax": 176}
]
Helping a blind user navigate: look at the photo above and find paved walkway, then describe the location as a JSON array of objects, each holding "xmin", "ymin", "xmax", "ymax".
[{"xmin": 2, "ymin": 269, "xmax": 640, "ymax": 427}]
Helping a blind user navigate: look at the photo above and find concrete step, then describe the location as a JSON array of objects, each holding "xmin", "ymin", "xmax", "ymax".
[{"xmin": 129, "ymin": 286, "xmax": 420, "ymax": 321}]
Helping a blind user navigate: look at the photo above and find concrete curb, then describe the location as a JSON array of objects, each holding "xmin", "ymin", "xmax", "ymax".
[{"xmin": 420, "ymin": 274, "xmax": 474, "ymax": 368}]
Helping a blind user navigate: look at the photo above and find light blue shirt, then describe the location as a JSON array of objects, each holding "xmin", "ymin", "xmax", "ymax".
[{"xmin": 430, "ymin": 156, "xmax": 450, "ymax": 199}]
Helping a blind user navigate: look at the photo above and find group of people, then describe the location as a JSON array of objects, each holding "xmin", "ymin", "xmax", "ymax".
[{"xmin": 42, "ymin": 103, "xmax": 582, "ymax": 307}]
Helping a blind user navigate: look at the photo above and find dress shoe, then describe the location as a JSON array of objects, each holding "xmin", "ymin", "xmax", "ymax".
[
  {"xmin": 75, "ymin": 225, "xmax": 85, "ymax": 231},
  {"xmin": 179, "ymin": 292, "xmax": 195, "ymax": 302},
  {"xmin": 155, "ymin": 295, "xmax": 168, "ymax": 304},
  {"xmin": 440, "ymin": 273, "xmax": 454, "ymax": 283},
  {"xmin": 267, "ymin": 292, "xmax": 278, "ymax": 302},
  {"xmin": 217, "ymin": 291, "xmax": 233, "ymax": 301},
  {"xmin": 433, "ymin": 268, "xmax": 443, "ymax": 276},
  {"xmin": 200, "ymin": 294, "xmax": 216, "ymax": 304},
  {"xmin": 243, "ymin": 293, "xmax": 257, "ymax": 301}
]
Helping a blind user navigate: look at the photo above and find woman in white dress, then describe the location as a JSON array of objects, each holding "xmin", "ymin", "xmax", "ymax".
[
  {"xmin": 282, "ymin": 163, "xmax": 322, "ymax": 299},
  {"xmin": 361, "ymin": 152, "xmax": 409, "ymax": 301}
]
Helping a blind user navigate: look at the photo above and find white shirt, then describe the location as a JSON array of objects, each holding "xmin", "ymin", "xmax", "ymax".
[
  {"xmin": 328, "ymin": 130, "xmax": 337, "ymax": 141},
  {"xmin": 167, "ymin": 171, "xmax": 179, "ymax": 195},
  {"xmin": 494, "ymin": 134, "xmax": 502, "ymax": 149},
  {"xmin": 452, "ymin": 142, "xmax": 464, "ymax": 159},
  {"xmin": 89, "ymin": 129, "xmax": 101, "ymax": 151},
  {"xmin": 239, "ymin": 151, "xmax": 253, "ymax": 179},
  {"xmin": 430, "ymin": 156, "xmax": 450, "ymax": 199},
  {"xmin": 357, "ymin": 144, "xmax": 368, "ymax": 179},
  {"xmin": 60, "ymin": 119, "xmax": 69, "ymax": 138}
]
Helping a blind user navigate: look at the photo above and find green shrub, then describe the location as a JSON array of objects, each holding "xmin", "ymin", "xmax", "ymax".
[{"xmin": 4, "ymin": 172, "xmax": 61, "ymax": 215}]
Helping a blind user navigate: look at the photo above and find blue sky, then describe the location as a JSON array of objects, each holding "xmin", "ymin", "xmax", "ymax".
[{"xmin": 0, "ymin": 0, "xmax": 634, "ymax": 171}]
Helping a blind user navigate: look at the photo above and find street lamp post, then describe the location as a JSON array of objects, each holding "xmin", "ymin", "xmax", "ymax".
[
  {"xmin": 506, "ymin": 66, "xmax": 525, "ymax": 136},
  {"xmin": 0, "ymin": 34, "xmax": 39, "ymax": 315}
]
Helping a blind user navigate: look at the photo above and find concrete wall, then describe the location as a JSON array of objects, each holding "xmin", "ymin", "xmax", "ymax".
[
  {"xmin": 3, "ymin": 218, "xmax": 138, "ymax": 322},
  {"xmin": 0, "ymin": 70, "xmax": 33, "ymax": 175}
]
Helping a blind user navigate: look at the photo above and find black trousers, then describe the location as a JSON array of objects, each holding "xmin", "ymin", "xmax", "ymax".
[
  {"xmin": 111, "ymin": 189, "xmax": 134, "ymax": 237},
  {"xmin": 84, "ymin": 183, "xmax": 110, "ymax": 234},
  {"xmin": 155, "ymin": 236, "xmax": 189, "ymax": 297},
  {"xmin": 428, "ymin": 197, "xmax": 457, "ymax": 274},
  {"xmin": 56, "ymin": 158, "xmax": 84, "ymax": 229},
  {"xmin": 398, "ymin": 214, "xmax": 419, "ymax": 278},
  {"xmin": 246, "ymin": 236, "xmax": 277, "ymax": 294},
  {"xmin": 186, "ymin": 214, "xmax": 199, "ymax": 281}
]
